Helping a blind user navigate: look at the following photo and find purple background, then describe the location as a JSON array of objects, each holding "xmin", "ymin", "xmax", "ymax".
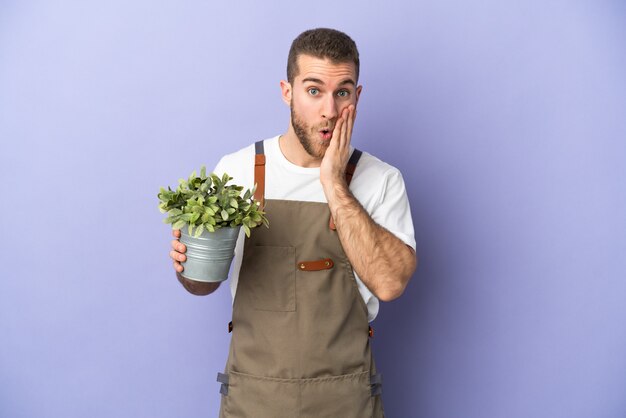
[{"xmin": 1, "ymin": 1, "xmax": 625, "ymax": 417}]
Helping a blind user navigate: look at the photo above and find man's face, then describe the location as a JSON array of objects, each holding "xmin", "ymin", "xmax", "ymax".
[{"xmin": 283, "ymin": 54, "xmax": 362, "ymax": 158}]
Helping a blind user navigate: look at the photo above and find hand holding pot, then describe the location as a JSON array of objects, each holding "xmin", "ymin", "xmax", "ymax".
[
  {"xmin": 171, "ymin": 229, "xmax": 221, "ymax": 295},
  {"xmin": 170, "ymin": 229, "xmax": 187, "ymax": 273},
  {"xmin": 159, "ymin": 169, "xmax": 268, "ymax": 282}
]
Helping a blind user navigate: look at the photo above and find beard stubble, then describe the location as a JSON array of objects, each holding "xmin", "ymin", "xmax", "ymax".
[{"xmin": 290, "ymin": 105, "xmax": 329, "ymax": 159}]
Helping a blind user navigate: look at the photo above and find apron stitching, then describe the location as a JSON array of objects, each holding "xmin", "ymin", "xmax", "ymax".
[
  {"xmin": 342, "ymin": 255, "xmax": 370, "ymax": 319},
  {"xmin": 228, "ymin": 369, "xmax": 369, "ymax": 383}
]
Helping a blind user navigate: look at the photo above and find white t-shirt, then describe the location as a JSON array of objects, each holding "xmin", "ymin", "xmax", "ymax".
[{"xmin": 214, "ymin": 135, "xmax": 416, "ymax": 322}]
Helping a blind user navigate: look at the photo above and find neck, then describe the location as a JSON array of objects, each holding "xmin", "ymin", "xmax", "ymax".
[{"xmin": 279, "ymin": 124, "xmax": 322, "ymax": 168}]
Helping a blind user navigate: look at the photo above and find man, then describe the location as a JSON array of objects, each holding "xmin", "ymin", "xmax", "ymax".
[{"xmin": 169, "ymin": 28, "xmax": 417, "ymax": 417}]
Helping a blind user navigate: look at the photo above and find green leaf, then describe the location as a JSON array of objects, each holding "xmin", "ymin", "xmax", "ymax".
[
  {"xmin": 164, "ymin": 215, "xmax": 180, "ymax": 224},
  {"xmin": 242, "ymin": 223, "xmax": 251, "ymax": 237},
  {"xmin": 160, "ymin": 170, "xmax": 269, "ymax": 235},
  {"xmin": 194, "ymin": 224, "xmax": 205, "ymax": 238}
]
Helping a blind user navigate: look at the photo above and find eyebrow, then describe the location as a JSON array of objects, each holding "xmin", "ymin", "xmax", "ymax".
[{"xmin": 301, "ymin": 77, "xmax": 356, "ymax": 87}]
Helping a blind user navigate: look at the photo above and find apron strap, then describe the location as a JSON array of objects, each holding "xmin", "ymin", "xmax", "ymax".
[
  {"xmin": 254, "ymin": 141, "xmax": 266, "ymax": 210},
  {"xmin": 345, "ymin": 149, "xmax": 362, "ymax": 184},
  {"xmin": 370, "ymin": 373, "xmax": 383, "ymax": 396},
  {"xmin": 253, "ymin": 140, "xmax": 362, "ymax": 228},
  {"xmin": 217, "ymin": 372, "xmax": 229, "ymax": 395},
  {"xmin": 329, "ymin": 148, "xmax": 363, "ymax": 230}
]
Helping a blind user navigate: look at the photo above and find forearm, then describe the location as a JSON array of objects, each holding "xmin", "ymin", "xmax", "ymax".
[
  {"xmin": 176, "ymin": 272, "xmax": 221, "ymax": 296},
  {"xmin": 326, "ymin": 182, "xmax": 417, "ymax": 302}
]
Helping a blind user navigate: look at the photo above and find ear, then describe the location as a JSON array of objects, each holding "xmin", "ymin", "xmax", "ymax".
[
  {"xmin": 280, "ymin": 80, "xmax": 292, "ymax": 106},
  {"xmin": 355, "ymin": 85, "xmax": 363, "ymax": 105}
]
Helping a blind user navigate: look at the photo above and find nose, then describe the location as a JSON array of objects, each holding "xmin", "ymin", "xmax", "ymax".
[{"xmin": 321, "ymin": 95, "xmax": 338, "ymax": 120}]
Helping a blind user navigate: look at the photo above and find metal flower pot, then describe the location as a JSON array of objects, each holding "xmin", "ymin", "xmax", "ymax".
[{"xmin": 179, "ymin": 225, "xmax": 241, "ymax": 282}]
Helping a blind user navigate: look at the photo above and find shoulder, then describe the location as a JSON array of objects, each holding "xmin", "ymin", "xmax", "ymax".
[
  {"xmin": 213, "ymin": 138, "xmax": 271, "ymax": 190},
  {"xmin": 354, "ymin": 150, "xmax": 401, "ymax": 177},
  {"xmin": 214, "ymin": 143, "xmax": 255, "ymax": 172},
  {"xmin": 215, "ymin": 136, "xmax": 279, "ymax": 171},
  {"xmin": 351, "ymin": 150, "xmax": 407, "ymax": 200}
]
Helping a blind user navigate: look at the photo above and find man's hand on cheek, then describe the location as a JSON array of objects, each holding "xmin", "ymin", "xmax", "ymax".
[{"xmin": 320, "ymin": 105, "xmax": 356, "ymax": 191}]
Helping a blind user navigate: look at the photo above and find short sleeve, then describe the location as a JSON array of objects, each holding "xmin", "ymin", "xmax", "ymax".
[
  {"xmin": 369, "ymin": 168, "xmax": 416, "ymax": 251},
  {"xmin": 212, "ymin": 156, "xmax": 226, "ymax": 177}
]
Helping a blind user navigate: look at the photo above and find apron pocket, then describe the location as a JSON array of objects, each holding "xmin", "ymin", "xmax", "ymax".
[
  {"xmin": 223, "ymin": 371, "xmax": 299, "ymax": 418},
  {"xmin": 299, "ymin": 370, "xmax": 373, "ymax": 418},
  {"xmin": 240, "ymin": 245, "xmax": 296, "ymax": 312}
]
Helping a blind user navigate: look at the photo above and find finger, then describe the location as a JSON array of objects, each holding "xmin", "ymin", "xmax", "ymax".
[
  {"xmin": 330, "ymin": 117, "xmax": 344, "ymax": 151},
  {"xmin": 339, "ymin": 109, "xmax": 348, "ymax": 150},
  {"xmin": 174, "ymin": 261, "xmax": 184, "ymax": 273},
  {"xmin": 171, "ymin": 239, "xmax": 186, "ymax": 253},
  {"xmin": 170, "ymin": 250, "xmax": 187, "ymax": 263},
  {"xmin": 340, "ymin": 106, "xmax": 351, "ymax": 147},
  {"xmin": 346, "ymin": 105, "xmax": 355, "ymax": 146},
  {"xmin": 331, "ymin": 114, "xmax": 344, "ymax": 138},
  {"xmin": 340, "ymin": 106, "xmax": 349, "ymax": 125},
  {"xmin": 172, "ymin": 229, "xmax": 181, "ymax": 238}
]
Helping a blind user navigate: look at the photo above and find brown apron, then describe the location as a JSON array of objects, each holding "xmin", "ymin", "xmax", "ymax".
[{"xmin": 218, "ymin": 140, "xmax": 385, "ymax": 418}]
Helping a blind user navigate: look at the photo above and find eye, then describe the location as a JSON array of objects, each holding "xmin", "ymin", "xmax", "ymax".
[
  {"xmin": 308, "ymin": 88, "xmax": 319, "ymax": 96},
  {"xmin": 337, "ymin": 90, "xmax": 350, "ymax": 98}
]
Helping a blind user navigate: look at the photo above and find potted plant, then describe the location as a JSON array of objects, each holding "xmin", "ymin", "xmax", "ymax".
[{"xmin": 158, "ymin": 166, "xmax": 268, "ymax": 282}]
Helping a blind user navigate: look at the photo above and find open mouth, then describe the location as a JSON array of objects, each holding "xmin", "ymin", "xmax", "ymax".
[{"xmin": 319, "ymin": 128, "xmax": 332, "ymax": 140}]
